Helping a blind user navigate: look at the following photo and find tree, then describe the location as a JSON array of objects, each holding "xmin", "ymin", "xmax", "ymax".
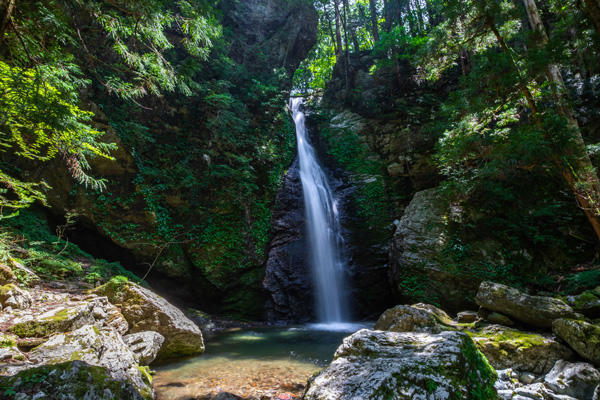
[{"xmin": 0, "ymin": 0, "xmax": 220, "ymax": 218}]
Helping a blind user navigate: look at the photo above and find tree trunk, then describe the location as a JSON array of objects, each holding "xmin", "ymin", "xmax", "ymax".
[
  {"xmin": 583, "ymin": 0, "xmax": 600, "ymax": 34},
  {"xmin": 413, "ymin": 0, "xmax": 424, "ymax": 33},
  {"xmin": 324, "ymin": 7, "xmax": 338, "ymax": 53},
  {"xmin": 342, "ymin": 0, "xmax": 351, "ymax": 90},
  {"xmin": 333, "ymin": 0, "xmax": 344, "ymax": 56},
  {"xmin": 522, "ymin": 0, "xmax": 600, "ymax": 241},
  {"xmin": 369, "ymin": 0, "xmax": 380, "ymax": 41},
  {"xmin": 0, "ymin": 0, "xmax": 15, "ymax": 38}
]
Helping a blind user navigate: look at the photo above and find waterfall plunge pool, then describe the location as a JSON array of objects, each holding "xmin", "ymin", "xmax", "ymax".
[{"xmin": 153, "ymin": 323, "xmax": 370, "ymax": 400}]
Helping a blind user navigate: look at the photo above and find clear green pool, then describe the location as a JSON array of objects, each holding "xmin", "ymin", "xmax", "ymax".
[{"xmin": 154, "ymin": 324, "xmax": 368, "ymax": 399}]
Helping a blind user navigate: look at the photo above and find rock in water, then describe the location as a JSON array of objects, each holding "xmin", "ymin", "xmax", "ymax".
[
  {"xmin": 544, "ymin": 360, "xmax": 600, "ymax": 399},
  {"xmin": 27, "ymin": 325, "xmax": 152, "ymax": 398},
  {"xmin": 0, "ymin": 361, "xmax": 147, "ymax": 400},
  {"xmin": 302, "ymin": 329, "xmax": 497, "ymax": 400},
  {"xmin": 93, "ymin": 277, "xmax": 204, "ymax": 359},
  {"xmin": 124, "ymin": 331, "xmax": 165, "ymax": 365},
  {"xmin": 470, "ymin": 325, "xmax": 573, "ymax": 374},
  {"xmin": 553, "ymin": 318, "xmax": 600, "ymax": 365},
  {"xmin": 475, "ymin": 281, "xmax": 581, "ymax": 328}
]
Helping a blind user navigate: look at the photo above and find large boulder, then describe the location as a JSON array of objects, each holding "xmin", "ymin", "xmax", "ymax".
[
  {"xmin": 93, "ymin": 277, "xmax": 204, "ymax": 359},
  {"xmin": 27, "ymin": 324, "xmax": 152, "ymax": 399},
  {"xmin": 302, "ymin": 329, "xmax": 497, "ymax": 400},
  {"xmin": 123, "ymin": 331, "xmax": 165, "ymax": 365},
  {"xmin": 0, "ymin": 361, "xmax": 147, "ymax": 400},
  {"xmin": 475, "ymin": 281, "xmax": 581, "ymax": 328},
  {"xmin": 374, "ymin": 304, "xmax": 451, "ymax": 333},
  {"xmin": 388, "ymin": 188, "xmax": 482, "ymax": 311},
  {"xmin": 544, "ymin": 360, "xmax": 600, "ymax": 399},
  {"xmin": 470, "ymin": 325, "xmax": 573, "ymax": 374},
  {"xmin": 553, "ymin": 318, "xmax": 600, "ymax": 365},
  {"xmin": 7, "ymin": 302, "xmax": 95, "ymax": 338}
]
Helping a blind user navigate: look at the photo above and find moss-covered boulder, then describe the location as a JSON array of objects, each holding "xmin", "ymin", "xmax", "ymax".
[
  {"xmin": 469, "ymin": 325, "xmax": 573, "ymax": 374},
  {"xmin": 0, "ymin": 332, "xmax": 25, "ymax": 364},
  {"xmin": 302, "ymin": 329, "xmax": 497, "ymax": 400},
  {"xmin": 0, "ymin": 361, "xmax": 147, "ymax": 400},
  {"xmin": 7, "ymin": 302, "xmax": 95, "ymax": 338},
  {"xmin": 0, "ymin": 284, "xmax": 32, "ymax": 310},
  {"xmin": 566, "ymin": 287, "xmax": 600, "ymax": 318},
  {"xmin": 93, "ymin": 277, "xmax": 204, "ymax": 360},
  {"xmin": 374, "ymin": 303, "xmax": 453, "ymax": 333},
  {"xmin": 475, "ymin": 281, "xmax": 581, "ymax": 328},
  {"xmin": 553, "ymin": 318, "xmax": 600, "ymax": 365},
  {"xmin": 28, "ymin": 324, "xmax": 152, "ymax": 398}
]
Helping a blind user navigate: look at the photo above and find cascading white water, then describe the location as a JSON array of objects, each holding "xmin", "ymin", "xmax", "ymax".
[{"xmin": 290, "ymin": 97, "xmax": 348, "ymax": 324}]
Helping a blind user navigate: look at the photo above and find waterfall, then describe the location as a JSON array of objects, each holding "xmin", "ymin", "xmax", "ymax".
[{"xmin": 290, "ymin": 97, "xmax": 348, "ymax": 324}]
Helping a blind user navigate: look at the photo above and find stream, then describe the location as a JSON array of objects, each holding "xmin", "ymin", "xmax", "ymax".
[{"xmin": 154, "ymin": 324, "xmax": 368, "ymax": 399}]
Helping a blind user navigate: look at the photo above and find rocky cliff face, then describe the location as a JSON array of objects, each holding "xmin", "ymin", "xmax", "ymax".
[
  {"xmin": 263, "ymin": 158, "xmax": 312, "ymax": 322},
  {"xmin": 27, "ymin": 0, "xmax": 319, "ymax": 318},
  {"xmin": 264, "ymin": 113, "xmax": 395, "ymax": 323}
]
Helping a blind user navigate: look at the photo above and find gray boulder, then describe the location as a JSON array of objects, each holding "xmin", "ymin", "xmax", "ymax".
[
  {"xmin": 28, "ymin": 324, "xmax": 152, "ymax": 398},
  {"xmin": 7, "ymin": 302, "xmax": 95, "ymax": 337},
  {"xmin": 553, "ymin": 319, "xmax": 600, "ymax": 365},
  {"xmin": 0, "ymin": 361, "xmax": 147, "ymax": 400},
  {"xmin": 93, "ymin": 277, "xmax": 204, "ymax": 359},
  {"xmin": 470, "ymin": 325, "xmax": 573, "ymax": 374},
  {"xmin": 475, "ymin": 281, "xmax": 581, "ymax": 328},
  {"xmin": 544, "ymin": 360, "xmax": 600, "ymax": 399},
  {"xmin": 123, "ymin": 331, "xmax": 165, "ymax": 365},
  {"xmin": 374, "ymin": 304, "xmax": 445, "ymax": 333},
  {"xmin": 302, "ymin": 329, "xmax": 497, "ymax": 400}
]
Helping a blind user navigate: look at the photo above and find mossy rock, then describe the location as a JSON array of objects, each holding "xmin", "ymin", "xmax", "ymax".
[
  {"xmin": 93, "ymin": 276, "xmax": 204, "ymax": 360},
  {"xmin": 304, "ymin": 329, "xmax": 497, "ymax": 400},
  {"xmin": 0, "ymin": 361, "xmax": 148, "ymax": 399},
  {"xmin": 553, "ymin": 318, "xmax": 600, "ymax": 366},
  {"xmin": 9, "ymin": 303, "xmax": 94, "ymax": 338},
  {"xmin": 469, "ymin": 325, "xmax": 573, "ymax": 374},
  {"xmin": 566, "ymin": 288, "xmax": 600, "ymax": 318}
]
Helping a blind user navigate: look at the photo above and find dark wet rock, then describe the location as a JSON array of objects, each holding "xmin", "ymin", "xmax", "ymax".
[
  {"xmin": 0, "ymin": 361, "xmax": 147, "ymax": 400},
  {"xmin": 470, "ymin": 325, "xmax": 573, "ymax": 374},
  {"xmin": 553, "ymin": 318, "xmax": 600, "ymax": 365},
  {"xmin": 93, "ymin": 277, "xmax": 204, "ymax": 360},
  {"xmin": 123, "ymin": 331, "xmax": 165, "ymax": 365},
  {"xmin": 263, "ymin": 158, "xmax": 312, "ymax": 323},
  {"xmin": 222, "ymin": 0, "xmax": 318, "ymax": 76},
  {"xmin": 476, "ymin": 281, "xmax": 581, "ymax": 328},
  {"xmin": 487, "ymin": 312, "xmax": 515, "ymax": 327},
  {"xmin": 303, "ymin": 329, "xmax": 497, "ymax": 400}
]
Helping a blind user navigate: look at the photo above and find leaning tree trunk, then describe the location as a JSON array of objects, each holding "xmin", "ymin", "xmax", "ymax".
[
  {"xmin": 583, "ymin": 0, "xmax": 600, "ymax": 34},
  {"xmin": 0, "ymin": 0, "xmax": 15, "ymax": 37},
  {"xmin": 522, "ymin": 0, "xmax": 600, "ymax": 241}
]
